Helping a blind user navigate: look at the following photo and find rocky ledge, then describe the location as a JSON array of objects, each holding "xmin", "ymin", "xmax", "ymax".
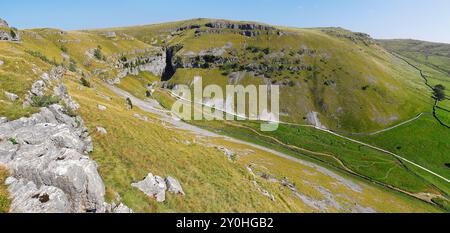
[
  {"xmin": 205, "ymin": 22, "xmax": 275, "ymax": 31},
  {"xmin": 0, "ymin": 104, "xmax": 105, "ymax": 212},
  {"xmin": 0, "ymin": 66, "xmax": 131, "ymax": 213},
  {"xmin": 0, "ymin": 18, "xmax": 20, "ymax": 42}
]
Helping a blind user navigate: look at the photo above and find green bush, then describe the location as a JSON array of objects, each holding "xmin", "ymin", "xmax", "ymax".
[
  {"xmin": 94, "ymin": 45, "xmax": 104, "ymax": 60},
  {"xmin": 25, "ymin": 50, "xmax": 59, "ymax": 66},
  {"xmin": 59, "ymin": 45, "xmax": 68, "ymax": 53},
  {"xmin": 80, "ymin": 77, "xmax": 91, "ymax": 88},
  {"xmin": 30, "ymin": 95, "xmax": 60, "ymax": 107},
  {"xmin": 126, "ymin": 97, "xmax": 133, "ymax": 109},
  {"xmin": 10, "ymin": 29, "xmax": 17, "ymax": 39},
  {"xmin": 68, "ymin": 58, "xmax": 77, "ymax": 72},
  {"xmin": 8, "ymin": 138, "xmax": 18, "ymax": 145}
]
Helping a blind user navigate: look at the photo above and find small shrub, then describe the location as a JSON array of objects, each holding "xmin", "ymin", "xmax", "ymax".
[
  {"xmin": 126, "ymin": 97, "xmax": 133, "ymax": 109},
  {"xmin": 94, "ymin": 45, "xmax": 103, "ymax": 60},
  {"xmin": 145, "ymin": 90, "xmax": 152, "ymax": 97},
  {"xmin": 25, "ymin": 50, "xmax": 59, "ymax": 66},
  {"xmin": 60, "ymin": 101, "xmax": 78, "ymax": 117},
  {"xmin": 10, "ymin": 29, "xmax": 17, "ymax": 39},
  {"xmin": 80, "ymin": 77, "xmax": 91, "ymax": 88},
  {"xmin": 30, "ymin": 95, "xmax": 60, "ymax": 107},
  {"xmin": 69, "ymin": 62, "xmax": 77, "ymax": 72},
  {"xmin": 8, "ymin": 138, "xmax": 18, "ymax": 145},
  {"xmin": 246, "ymin": 45, "xmax": 261, "ymax": 53},
  {"xmin": 59, "ymin": 45, "xmax": 68, "ymax": 53}
]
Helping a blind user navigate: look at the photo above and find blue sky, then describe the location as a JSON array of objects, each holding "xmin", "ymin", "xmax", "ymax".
[{"xmin": 2, "ymin": 0, "xmax": 450, "ymax": 43}]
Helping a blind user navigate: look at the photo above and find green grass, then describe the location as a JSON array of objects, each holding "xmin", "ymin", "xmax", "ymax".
[
  {"xmin": 432, "ymin": 197, "xmax": 450, "ymax": 212},
  {"xmin": 189, "ymin": 119, "xmax": 436, "ymax": 194},
  {"xmin": 357, "ymin": 114, "xmax": 450, "ymax": 194},
  {"xmin": 116, "ymin": 72, "xmax": 160, "ymax": 98},
  {"xmin": 67, "ymin": 77, "xmax": 441, "ymax": 213},
  {"xmin": 379, "ymin": 39, "xmax": 450, "ymax": 97}
]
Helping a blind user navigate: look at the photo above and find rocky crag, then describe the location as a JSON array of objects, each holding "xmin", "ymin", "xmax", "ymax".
[
  {"xmin": 0, "ymin": 66, "xmax": 131, "ymax": 213},
  {"xmin": 107, "ymin": 48, "xmax": 166, "ymax": 84},
  {"xmin": 0, "ymin": 18, "xmax": 20, "ymax": 42}
]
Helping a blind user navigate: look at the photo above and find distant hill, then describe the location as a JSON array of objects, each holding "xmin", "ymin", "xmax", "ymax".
[
  {"xmin": 378, "ymin": 39, "xmax": 450, "ymax": 75},
  {"xmin": 89, "ymin": 19, "xmax": 432, "ymax": 133}
]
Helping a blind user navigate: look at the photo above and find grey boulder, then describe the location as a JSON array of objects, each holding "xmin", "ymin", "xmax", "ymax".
[
  {"xmin": 166, "ymin": 176, "xmax": 185, "ymax": 196},
  {"xmin": 131, "ymin": 173, "xmax": 167, "ymax": 202},
  {"xmin": 4, "ymin": 91, "xmax": 19, "ymax": 101}
]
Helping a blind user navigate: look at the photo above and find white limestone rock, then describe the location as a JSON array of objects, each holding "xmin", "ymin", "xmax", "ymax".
[
  {"xmin": 131, "ymin": 173, "xmax": 167, "ymax": 202},
  {"xmin": 6, "ymin": 177, "xmax": 71, "ymax": 213},
  {"xmin": 98, "ymin": 105, "xmax": 107, "ymax": 111},
  {"xmin": 165, "ymin": 176, "xmax": 185, "ymax": 196},
  {"xmin": 4, "ymin": 91, "xmax": 19, "ymax": 101},
  {"xmin": 113, "ymin": 203, "xmax": 133, "ymax": 213},
  {"xmin": 0, "ymin": 104, "xmax": 106, "ymax": 213},
  {"xmin": 96, "ymin": 127, "xmax": 107, "ymax": 134}
]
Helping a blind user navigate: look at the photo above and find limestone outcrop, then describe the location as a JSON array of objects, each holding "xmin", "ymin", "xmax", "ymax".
[
  {"xmin": 109, "ymin": 48, "xmax": 166, "ymax": 84},
  {"xmin": 132, "ymin": 173, "xmax": 185, "ymax": 202},
  {"xmin": 0, "ymin": 18, "xmax": 20, "ymax": 41},
  {"xmin": 0, "ymin": 104, "xmax": 104, "ymax": 212}
]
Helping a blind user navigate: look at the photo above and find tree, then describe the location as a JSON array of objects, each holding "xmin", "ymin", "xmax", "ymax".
[{"xmin": 433, "ymin": 84, "xmax": 446, "ymax": 101}]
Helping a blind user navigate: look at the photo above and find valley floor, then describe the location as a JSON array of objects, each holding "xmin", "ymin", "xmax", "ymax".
[{"xmin": 79, "ymin": 78, "xmax": 439, "ymax": 212}]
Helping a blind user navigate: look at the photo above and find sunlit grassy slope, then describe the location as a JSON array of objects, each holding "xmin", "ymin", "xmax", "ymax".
[{"xmin": 65, "ymin": 76, "xmax": 440, "ymax": 213}]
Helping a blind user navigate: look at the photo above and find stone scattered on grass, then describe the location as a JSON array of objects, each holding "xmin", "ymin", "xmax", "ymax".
[
  {"xmin": 96, "ymin": 127, "xmax": 107, "ymax": 134},
  {"xmin": 133, "ymin": 114, "xmax": 149, "ymax": 122},
  {"xmin": 98, "ymin": 105, "xmax": 107, "ymax": 111},
  {"xmin": 131, "ymin": 173, "xmax": 167, "ymax": 202},
  {"xmin": 131, "ymin": 173, "xmax": 185, "ymax": 202},
  {"xmin": 4, "ymin": 91, "xmax": 19, "ymax": 101},
  {"xmin": 216, "ymin": 146, "xmax": 236, "ymax": 160}
]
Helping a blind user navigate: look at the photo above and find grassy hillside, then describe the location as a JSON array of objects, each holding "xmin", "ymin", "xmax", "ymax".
[
  {"xmin": 0, "ymin": 19, "xmax": 447, "ymax": 212},
  {"xmin": 98, "ymin": 20, "xmax": 434, "ymax": 133},
  {"xmin": 358, "ymin": 39, "xmax": 450, "ymax": 196},
  {"xmin": 153, "ymin": 88, "xmax": 447, "ymax": 196},
  {"xmin": 379, "ymin": 39, "xmax": 450, "ymax": 118},
  {"xmin": 378, "ymin": 39, "xmax": 450, "ymax": 75},
  {"xmin": 95, "ymin": 75, "xmax": 440, "ymax": 213}
]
